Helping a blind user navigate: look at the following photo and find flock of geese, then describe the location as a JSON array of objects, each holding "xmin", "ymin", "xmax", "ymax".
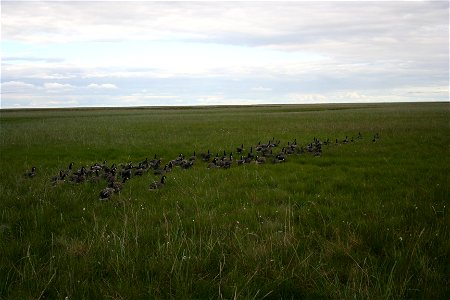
[{"xmin": 23, "ymin": 132, "xmax": 379, "ymax": 200}]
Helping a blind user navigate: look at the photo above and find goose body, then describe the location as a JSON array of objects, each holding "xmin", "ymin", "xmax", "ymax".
[
  {"xmin": 181, "ymin": 160, "xmax": 194, "ymax": 169},
  {"xmin": 51, "ymin": 170, "xmax": 66, "ymax": 185},
  {"xmin": 236, "ymin": 144, "xmax": 244, "ymax": 154},
  {"xmin": 154, "ymin": 164, "xmax": 168, "ymax": 175},
  {"xmin": 24, "ymin": 167, "xmax": 37, "ymax": 178},
  {"xmin": 207, "ymin": 158, "xmax": 219, "ymax": 169},
  {"xmin": 70, "ymin": 167, "xmax": 86, "ymax": 183},
  {"xmin": 134, "ymin": 163, "xmax": 146, "ymax": 176},
  {"xmin": 247, "ymin": 147, "xmax": 255, "ymax": 159},
  {"xmin": 121, "ymin": 168, "xmax": 132, "ymax": 180},
  {"xmin": 201, "ymin": 150, "xmax": 211, "ymax": 161},
  {"xmin": 150, "ymin": 176, "xmax": 166, "ymax": 190},
  {"xmin": 217, "ymin": 159, "xmax": 232, "ymax": 169},
  {"xmin": 256, "ymin": 156, "xmax": 266, "ymax": 164},
  {"xmin": 111, "ymin": 177, "xmax": 127, "ymax": 193},
  {"xmin": 89, "ymin": 170, "xmax": 101, "ymax": 183},
  {"xmin": 99, "ymin": 187, "xmax": 115, "ymax": 200},
  {"xmin": 189, "ymin": 151, "xmax": 197, "ymax": 162}
]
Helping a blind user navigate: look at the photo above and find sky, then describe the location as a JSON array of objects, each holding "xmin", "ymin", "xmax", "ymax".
[{"xmin": 1, "ymin": 0, "xmax": 449, "ymax": 108}]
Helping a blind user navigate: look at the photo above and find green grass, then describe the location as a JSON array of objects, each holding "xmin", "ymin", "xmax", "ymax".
[{"xmin": 0, "ymin": 102, "xmax": 449, "ymax": 299}]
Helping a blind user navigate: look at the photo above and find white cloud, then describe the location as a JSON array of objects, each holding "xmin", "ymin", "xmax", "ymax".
[
  {"xmin": 344, "ymin": 92, "xmax": 368, "ymax": 100},
  {"xmin": 43, "ymin": 82, "xmax": 75, "ymax": 92},
  {"xmin": 87, "ymin": 83, "xmax": 118, "ymax": 89},
  {"xmin": 287, "ymin": 93, "xmax": 329, "ymax": 104},
  {"xmin": 251, "ymin": 86, "xmax": 272, "ymax": 92},
  {"xmin": 1, "ymin": 81, "xmax": 37, "ymax": 91}
]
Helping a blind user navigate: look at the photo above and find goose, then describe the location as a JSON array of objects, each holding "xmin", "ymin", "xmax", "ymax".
[
  {"xmin": 221, "ymin": 150, "xmax": 227, "ymax": 160},
  {"xmin": 140, "ymin": 158, "xmax": 149, "ymax": 169},
  {"xmin": 91, "ymin": 163, "xmax": 102, "ymax": 172},
  {"xmin": 259, "ymin": 140, "xmax": 270, "ymax": 150},
  {"xmin": 73, "ymin": 166, "xmax": 86, "ymax": 176},
  {"xmin": 244, "ymin": 154, "xmax": 253, "ymax": 164},
  {"xmin": 275, "ymin": 151, "xmax": 286, "ymax": 161},
  {"xmin": 262, "ymin": 148, "xmax": 272, "ymax": 157},
  {"xmin": 90, "ymin": 170, "xmax": 102, "ymax": 183},
  {"xmin": 247, "ymin": 147, "xmax": 255, "ymax": 159},
  {"xmin": 51, "ymin": 170, "xmax": 66, "ymax": 185},
  {"xmin": 272, "ymin": 150, "xmax": 286, "ymax": 163},
  {"xmin": 171, "ymin": 154, "xmax": 184, "ymax": 166},
  {"xmin": 123, "ymin": 162, "xmax": 133, "ymax": 170},
  {"xmin": 99, "ymin": 187, "xmax": 115, "ymax": 200},
  {"xmin": 256, "ymin": 156, "xmax": 266, "ymax": 164},
  {"xmin": 134, "ymin": 164, "xmax": 145, "ymax": 176},
  {"xmin": 105, "ymin": 167, "xmax": 117, "ymax": 183},
  {"xmin": 150, "ymin": 159, "xmax": 161, "ymax": 170},
  {"xmin": 207, "ymin": 157, "xmax": 219, "ymax": 169},
  {"xmin": 201, "ymin": 150, "xmax": 211, "ymax": 161},
  {"xmin": 103, "ymin": 163, "xmax": 115, "ymax": 174},
  {"xmin": 149, "ymin": 176, "xmax": 166, "ymax": 190},
  {"xmin": 269, "ymin": 138, "xmax": 279, "ymax": 147},
  {"xmin": 343, "ymin": 136, "xmax": 349, "ymax": 144},
  {"xmin": 236, "ymin": 144, "xmax": 244, "ymax": 154},
  {"xmin": 100, "ymin": 160, "xmax": 108, "ymax": 169},
  {"xmin": 237, "ymin": 156, "xmax": 245, "ymax": 165},
  {"xmin": 150, "ymin": 154, "xmax": 158, "ymax": 163},
  {"xmin": 121, "ymin": 168, "xmax": 132, "ymax": 180},
  {"xmin": 272, "ymin": 156, "xmax": 285, "ymax": 164},
  {"xmin": 289, "ymin": 139, "xmax": 298, "ymax": 149},
  {"xmin": 189, "ymin": 151, "xmax": 197, "ymax": 162},
  {"xmin": 176, "ymin": 153, "xmax": 184, "ymax": 162},
  {"xmin": 181, "ymin": 160, "xmax": 194, "ymax": 169},
  {"xmin": 75, "ymin": 172, "xmax": 87, "ymax": 184},
  {"xmin": 223, "ymin": 152, "xmax": 233, "ymax": 162},
  {"xmin": 68, "ymin": 162, "xmax": 74, "ymax": 171},
  {"xmin": 149, "ymin": 155, "xmax": 160, "ymax": 168},
  {"xmin": 111, "ymin": 177, "xmax": 127, "ymax": 193},
  {"xmin": 372, "ymin": 133, "xmax": 380, "ymax": 142},
  {"xmin": 154, "ymin": 164, "xmax": 168, "ymax": 175},
  {"xmin": 285, "ymin": 147, "xmax": 295, "ymax": 155},
  {"xmin": 70, "ymin": 167, "xmax": 86, "ymax": 183},
  {"xmin": 24, "ymin": 166, "xmax": 37, "ymax": 178},
  {"xmin": 52, "ymin": 170, "xmax": 65, "ymax": 180},
  {"xmin": 218, "ymin": 158, "xmax": 232, "ymax": 169}
]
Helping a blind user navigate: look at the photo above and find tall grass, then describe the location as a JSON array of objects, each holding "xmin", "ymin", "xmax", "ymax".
[{"xmin": 1, "ymin": 103, "xmax": 449, "ymax": 298}]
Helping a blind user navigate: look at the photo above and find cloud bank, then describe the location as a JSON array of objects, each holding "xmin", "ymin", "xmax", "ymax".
[{"xmin": 1, "ymin": 1, "xmax": 448, "ymax": 108}]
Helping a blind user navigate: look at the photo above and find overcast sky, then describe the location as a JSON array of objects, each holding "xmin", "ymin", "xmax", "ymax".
[{"xmin": 1, "ymin": 0, "xmax": 448, "ymax": 108}]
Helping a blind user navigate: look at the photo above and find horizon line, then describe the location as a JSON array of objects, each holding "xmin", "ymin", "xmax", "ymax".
[{"xmin": 1, "ymin": 101, "xmax": 448, "ymax": 111}]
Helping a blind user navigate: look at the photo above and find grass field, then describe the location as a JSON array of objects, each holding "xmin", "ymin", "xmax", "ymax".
[{"xmin": 0, "ymin": 102, "xmax": 449, "ymax": 299}]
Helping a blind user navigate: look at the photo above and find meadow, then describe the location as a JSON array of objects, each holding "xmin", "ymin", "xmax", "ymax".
[{"xmin": 0, "ymin": 102, "xmax": 448, "ymax": 299}]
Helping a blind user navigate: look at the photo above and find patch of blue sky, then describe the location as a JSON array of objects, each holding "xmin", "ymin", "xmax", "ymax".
[{"xmin": 3, "ymin": 39, "xmax": 326, "ymax": 68}]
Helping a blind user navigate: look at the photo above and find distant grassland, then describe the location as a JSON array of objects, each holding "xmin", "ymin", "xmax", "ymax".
[{"xmin": 0, "ymin": 102, "xmax": 449, "ymax": 299}]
